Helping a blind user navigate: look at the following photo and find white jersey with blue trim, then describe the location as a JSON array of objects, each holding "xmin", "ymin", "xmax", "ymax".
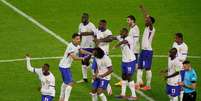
[
  {"xmin": 96, "ymin": 55, "xmax": 112, "ymax": 80},
  {"xmin": 78, "ymin": 22, "xmax": 96, "ymax": 48},
  {"xmin": 59, "ymin": 42, "xmax": 80, "ymax": 68},
  {"xmin": 129, "ymin": 25, "xmax": 140, "ymax": 54},
  {"xmin": 116, "ymin": 36, "xmax": 136, "ymax": 62},
  {"xmin": 167, "ymin": 57, "xmax": 182, "ymax": 86},
  {"xmin": 96, "ymin": 29, "xmax": 112, "ymax": 55},
  {"xmin": 172, "ymin": 42, "xmax": 188, "ymax": 62},
  {"xmin": 141, "ymin": 26, "xmax": 155, "ymax": 50},
  {"xmin": 26, "ymin": 58, "xmax": 55, "ymax": 97}
]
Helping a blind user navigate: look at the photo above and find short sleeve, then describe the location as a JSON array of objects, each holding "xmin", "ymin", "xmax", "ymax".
[
  {"xmin": 105, "ymin": 56, "xmax": 112, "ymax": 68},
  {"xmin": 190, "ymin": 70, "xmax": 197, "ymax": 82},
  {"xmin": 116, "ymin": 35, "xmax": 123, "ymax": 41}
]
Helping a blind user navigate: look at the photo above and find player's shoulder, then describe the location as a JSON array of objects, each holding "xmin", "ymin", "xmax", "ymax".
[
  {"xmin": 182, "ymin": 42, "xmax": 188, "ymax": 48},
  {"xmin": 88, "ymin": 22, "xmax": 95, "ymax": 26},
  {"xmin": 105, "ymin": 29, "xmax": 112, "ymax": 34}
]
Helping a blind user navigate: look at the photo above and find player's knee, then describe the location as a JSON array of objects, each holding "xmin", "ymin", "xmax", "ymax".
[
  {"xmin": 127, "ymin": 75, "xmax": 132, "ymax": 82},
  {"xmin": 145, "ymin": 68, "xmax": 151, "ymax": 71},
  {"xmin": 122, "ymin": 74, "xmax": 127, "ymax": 80},
  {"xmin": 97, "ymin": 88, "xmax": 103, "ymax": 95},
  {"xmin": 91, "ymin": 89, "xmax": 97, "ymax": 94},
  {"xmin": 66, "ymin": 82, "xmax": 74, "ymax": 87}
]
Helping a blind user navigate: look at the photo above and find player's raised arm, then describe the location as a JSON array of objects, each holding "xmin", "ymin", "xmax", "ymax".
[
  {"xmin": 25, "ymin": 54, "xmax": 35, "ymax": 72},
  {"xmin": 139, "ymin": 4, "xmax": 149, "ymax": 19}
]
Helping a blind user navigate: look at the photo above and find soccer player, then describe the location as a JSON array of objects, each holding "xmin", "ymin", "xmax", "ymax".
[
  {"xmin": 161, "ymin": 48, "xmax": 182, "ymax": 101},
  {"xmin": 78, "ymin": 13, "xmax": 97, "ymax": 83},
  {"xmin": 137, "ymin": 5, "xmax": 156, "ymax": 90},
  {"xmin": 178, "ymin": 61, "xmax": 197, "ymax": 101},
  {"xmin": 25, "ymin": 54, "xmax": 55, "ymax": 101},
  {"xmin": 115, "ymin": 15, "xmax": 140, "ymax": 87},
  {"xmin": 93, "ymin": 19, "xmax": 113, "ymax": 95},
  {"xmin": 91, "ymin": 47, "xmax": 113, "ymax": 101},
  {"xmin": 94, "ymin": 19, "xmax": 112, "ymax": 55},
  {"xmin": 172, "ymin": 32, "xmax": 188, "ymax": 101},
  {"xmin": 59, "ymin": 33, "xmax": 92, "ymax": 101},
  {"xmin": 113, "ymin": 28, "xmax": 137, "ymax": 100}
]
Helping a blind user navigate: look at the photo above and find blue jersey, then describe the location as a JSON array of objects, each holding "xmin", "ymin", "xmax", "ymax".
[{"xmin": 183, "ymin": 68, "xmax": 197, "ymax": 93}]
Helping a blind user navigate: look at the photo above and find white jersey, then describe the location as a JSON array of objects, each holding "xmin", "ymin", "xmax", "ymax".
[
  {"xmin": 96, "ymin": 29, "xmax": 112, "ymax": 54},
  {"xmin": 79, "ymin": 22, "xmax": 96, "ymax": 48},
  {"xmin": 59, "ymin": 42, "xmax": 80, "ymax": 68},
  {"xmin": 117, "ymin": 36, "xmax": 136, "ymax": 62},
  {"xmin": 26, "ymin": 58, "xmax": 55, "ymax": 97},
  {"xmin": 141, "ymin": 26, "xmax": 155, "ymax": 50},
  {"xmin": 167, "ymin": 57, "xmax": 182, "ymax": 86},
  {"xmin": 172, "ymin": 42, "xmax": 188, "ymax": 62},
  {"xmin": 129, "ymin": 25, "xmax": 140, "ymax": 53},
  {"xmin": 96, "ymin": 55, "xmax": 112, "ymax": 80}
]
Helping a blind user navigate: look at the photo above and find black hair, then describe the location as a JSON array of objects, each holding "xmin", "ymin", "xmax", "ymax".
[
  {"xmin": 127, "ymin": 15, "xmax": 136, "ymax": 22},
  {"xmin": 183, "ymin": 60, "xmax": 190, "ymax": 64},
  {"xmin": 94, "ymin": 47, "xmax": 105, "ymax": 59},
  {"xmin": 82, "ymin": 13, "xmax": 89, "ymax": 17},
  {"xmin": 170, "ymin": 48, "xmax": 177, "ymax": 53},
  {"xmin": 150, "ymin": 16, "xmax": 155, "ymax": 24},
  {"xmin": 72, "ymin": 33, "xmax": 80, "ymax": 39},
  {"xmin": 175, "ymin": 32, "xmax": 183, "ymax": 40},
  {"xmin": 122, "ymin": 28, "xmax": 128, "ymax": 33},
  {"xmin": 44, "ymin": 63, "xmax": 50, "ymax": 68},
  {"xmin": 100, "ymin": 19, "xmax": 107, "ymax": 24}
]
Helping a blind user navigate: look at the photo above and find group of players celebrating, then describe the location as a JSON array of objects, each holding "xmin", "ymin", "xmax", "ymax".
[{"xmin": 24, "ymin": 5, "xmax": 197, "ymax": 101}]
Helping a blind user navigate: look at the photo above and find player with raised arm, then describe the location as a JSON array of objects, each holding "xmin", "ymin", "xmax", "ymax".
[
  {"xmin": 78, "ymin": 13, "xmax": 97, "ymax": 83},
  {"xmin": 113, "ymin": 28, "xmax": 137, "ymax": 100},
  {"xmin": 59, "ymin": 33, "xmax": 92, "ymax": 101},
  {"xmin": 25, "ymin": 54, "xmax": 55, "ymax": 101},
  {"xmin": 161, "ymin": 48, "xmax": 182, "ymax": 101},
  {"xmin": 137, "ymin": 5, "xmax": 156, "ymax": 90},
  {"xmin": 172, "ymin": 32, "xmax": 188, "ymax": 101},
  {"xmin": 91, "ymin": 47, "xmax": 113, "ymax": 101}
]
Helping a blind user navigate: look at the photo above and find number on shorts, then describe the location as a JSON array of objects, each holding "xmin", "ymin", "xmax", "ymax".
[{"xmin": 171, "ymin": 89, "xmax": 175, "ymax": 94}]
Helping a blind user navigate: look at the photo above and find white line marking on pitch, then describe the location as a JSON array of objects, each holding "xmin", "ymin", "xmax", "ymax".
[
  {"xmin": 0, "ymin": 55, "xmax": 200, "ymax": 63},
  {"xmin": 0, "ymin": 0, "xmax": 68, "ymax": 45}
]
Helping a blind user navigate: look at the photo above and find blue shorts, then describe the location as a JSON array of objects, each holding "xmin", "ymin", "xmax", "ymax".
[
  {"xmin": 79, "ymin": 48, "xmax": 94, "ymax": 57},
  {"xmin": 59, "ymin": 67, "xmax": 73, "ymax": 84},
  {"xmin": 42, "ymin": 95, "xmax": 53, "ymax": 101},
  {"xmin": 138, "ymin": 50, "xmax": 153, "ymax": 70},
  {"xmin": 92, "ymin": 79, "xmax": 109, "ymax": 90},
  {"xmin": 121, "ymin": 60, "xmax": 136, "ymax": 75},
  {"xmin": 180, "ymin": 70, "xmax": 186, "ymax": 81},
  {"xmin": 166, "ymin": 85, "xmax": 181, "ymax": 97}
]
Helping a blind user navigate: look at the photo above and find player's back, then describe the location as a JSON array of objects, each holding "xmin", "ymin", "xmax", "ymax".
[
  {"xmin": 129, "ymin": 25, "xmax": 140, "ymax": 53},
  {"xmin": 172, "ymin": 42, "xmax": 188, "ymax": 62}
]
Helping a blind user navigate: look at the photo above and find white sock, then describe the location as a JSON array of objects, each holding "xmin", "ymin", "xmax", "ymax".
[
  {"xmin": 106, "ymin": 83, "xmax": 112, "ymax": 95},
  {"xmin": 137, "ymin": 69, "xmax": 143, "ymax": 84},
  {"xmin": 82, "ymin": 65, "xmax": 87, "ymax": 79},
  {"xmin": 99, "ymin": 93, "xmax": 107, "ymax": 101},
  {"xmin": 146, "ymin": 70, "xmax": 152, "ymax": 87},
  {"xmin": 64, "ymin": 85, "xmax": 72, "ymax": 101},
  {"xmin": 121, "ymin": 80, "xmax": 127, "ymax": 96},
  {"xmin": 180, "ymin": 91, "xmax": 184, "ymax": 101},
  {"xmin": 59, "ymin": 83, "xmax": 66, "ymax": 100},
  {"xmin": 172, "ymin": 96, "xmax": 178, "ymax": 101},
  {"xmin": 92, "ymin": 93, "xmax": 98, "ymax": 101},
  {"xmin": 128, "ymin": 81, "xmax": 137, "ymax": 97}
]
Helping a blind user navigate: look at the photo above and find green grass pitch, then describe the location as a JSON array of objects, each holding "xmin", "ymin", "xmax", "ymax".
[{"xmin": 0, "ymin": 0, "xmax": 200, "ymax": 101}]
